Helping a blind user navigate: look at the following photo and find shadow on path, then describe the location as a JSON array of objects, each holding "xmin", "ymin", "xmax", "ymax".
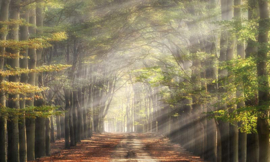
[{"xmin": 31, "ymin": 133, "xmax": 205, "ymax": 162}]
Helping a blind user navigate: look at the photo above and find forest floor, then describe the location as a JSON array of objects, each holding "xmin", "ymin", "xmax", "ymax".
[{"xmin": 31, "ymin": 133, "xmax": 205, "ymax": 162}]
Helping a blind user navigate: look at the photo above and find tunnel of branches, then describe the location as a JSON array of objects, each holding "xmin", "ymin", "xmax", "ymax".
[{"xmin": 0, "ymin": 0, "xmax": 270, "ymax": 162}]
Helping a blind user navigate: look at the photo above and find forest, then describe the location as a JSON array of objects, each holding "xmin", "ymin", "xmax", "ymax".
[{"xmin": 0, "ymin": 0, "xmax": 269, "ymax": 162}]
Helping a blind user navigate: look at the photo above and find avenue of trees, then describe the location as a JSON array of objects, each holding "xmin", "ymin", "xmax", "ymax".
[{"xmin": 0, "ymin": 0, "xmax": 270, "ymax": 162}]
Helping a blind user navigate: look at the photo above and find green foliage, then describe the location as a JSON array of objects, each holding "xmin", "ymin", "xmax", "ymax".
[
  {"xmin": 1, "ymin": 81, "xmax": 49, "ymax": 94},
  {"xmin": 0, "ymin": 64, "xmax": 71, "ymax": 77},
  {"xmin": 207, "ymin": 109, "xmax": 257, "ymax": 134},
  {"xmin": 0, "ymin": 105, "xmax": 64, "ymax": 119},
  {"xmin": 0, "ymin": 32, "xmax": 67, "ymax": 50},
  {"xmin": 207, "ymin": 55, "xmax": 270, "ymax": 133}
]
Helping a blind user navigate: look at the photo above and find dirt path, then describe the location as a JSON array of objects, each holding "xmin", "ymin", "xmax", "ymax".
[
  {"xmin": 32, "ymin": 133, "xmax": 205, "ymax": 162},
  {"xmin": 141, "ymin": 134, "xmax": 204, "ymax": 162},
  {"xmin": 32, "ymin": 133, "xmax": 124, "ymax": 162},
  {"xmin": 111, "ymin": 134, "xmax": 158, "ymax": 162}
]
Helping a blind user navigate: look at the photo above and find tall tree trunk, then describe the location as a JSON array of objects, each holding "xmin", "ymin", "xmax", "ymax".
[
  {"xmin": 234, "ymin": 0, "xmax": 246, "ymax": 161},
  {"xmin": 75, "ymin": 91, "xmax": 81, "ymax": 142},
  {"xmin": 35, "ymin": 112, "xmax": 46, "ymax": 158},
  {"xmin": 203, "ymin": 0, "xmax": 218, "ymax": 161},
  {"xmin": 226, "ymin": 0, "xmax": 238, "ymax": 161},
  {"xmin": 246, "ymin": 0, "xmax": 259, "ymax": 161},
  {"xmin": 69, "ymin": 92, "xmax": 75, "ymax": 146},
  {"xmin": 26, "ymin": 7, "xmax": 36, "ymax": 161},
  {"xmin": 84, "ymin": 92, "xmax": 89, "ymax": 137},
  {"xmin": 7, "ymin": 0, "xmax": 21, "ymax": 161},
  {"xmin": 218, "ymin": 0, "xmax": 232, "ymax": 161},
  {"xmin": 151, "ymin": 88, "xmax": 157, "ymax": 132},
  {"xmin": 186, "ymin": 2, "xmax": 200, "ymax": 153},
  {"xmin": 192, "ymin": 59, "xmax": 203, "ymax": 156},
  {"xmin": 93, "ymin": 87, "xmax": 100, "ymax": 132},
  {"xmin": 61, "ymin": 115, "xmax": 65, "ymax": 138},
  {"xmin": 50, "ymin": 116, "xmax": 54, "ymax": 143},
  {"xmin": 89, "ymin": 84, "xmax": 94, "ymax": 135},
  {"xmin": 83, "ymin": 86, "xmax": 89, "ymax": 138},
  {"xmin": 19, "ymin": 1, "xmax": 29, "ymax": 161},
  {"xmin": 205, "ymin": 53, "xmax": 217, "ymax": 162},
  {"xmin": 81, "ymin": 87, "xmax": 86, "ymax": 139},
  {"xmin": 45, "ymin": 117, "xmax": 51, "ymax": 156},
  {"xmin": 0, "ymin": 1, "xmax": 10, "ymax": 162},
  {"xmin": 257, "ymin": 1, "xmax": 269, "ymax": 162},
  {"xmin": 56, "ymin": 114, "xmax": 61, "ymax": 140},
  {"xmin": 35, "ymin": 0, "xmax": 46, "ymax": 158},
  {"xmin": 64, "ymin": 89, "xmax": 70, "ymax": 148}
]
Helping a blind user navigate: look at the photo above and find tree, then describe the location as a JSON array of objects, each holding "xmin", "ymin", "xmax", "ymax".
[
  {"xmin": 0, "ymin": 1, "xmax": 10, "ymax": 162},
  {"xmin": 234, "ymin": 0, "xmax": 246, "ymax": 161},
  {"xmin": 7, "ymin": 0, "xmax": 21, "ymax": 161},
  {"xmin": 19, "ymin": 0, "xmax": 29, "ymax": 161},
  {"xmin": 35, "ymin": 0, "xmax": 46, "ymax": 158},
  {"xmin": 256, "ymin": 0, "xmax": 269, "ymax": 161},
  {"xmin": 26, "ymin": 7, "xmax": 37, "ymax": 161}
]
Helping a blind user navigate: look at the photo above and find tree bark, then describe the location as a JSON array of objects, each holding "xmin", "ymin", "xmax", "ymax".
[
  {"xmin": 257, "ymin": 1, "xmax": 269, "ymax": 162},
  {"xmin": 74, "ymin": 91, "xmax": 81, "ymax": 142},
  {"xmin": 81, "ymin": 87, "xmax": 86, "ymax": 139},
  {"xmin": 226, "ymin": 0, "xmax": 238, "ymax": 161},
  {"xmin": 60, "ymin": 115, "xmax": 65, "ymax": 138},
  {"xmin": 64, "ymin": 89, "xmax": 70, "ymax": 148},
  {"xmin": 234, "ymin": 0, "xmax": 246, "ymax": 161},
  {"xmin": 46, "ymin": 117, "xmax": 51, "ymax": 156},
  {"xmin": 7, "ymin": 0, "xmax": 21, "ymax": 161},
  {"xmin": 218, "ymin": 0, "xmax": 233, "ymax": 161},
  {"xmin": 56, "ymin": 114, "xmax": 61, "ymax": 140},
  {"xmin": 25, "ymin": 7, "xmax": 36, "ymax": 161},
  {"xmin": 51, "ymin": 116, "xmax": 55, "ymax": 143},
  {"xmin": 35, "ymin": 0, "xmax": 46, "ymax": 158},
  {"xmin": 0, "ymin": 1, "xmax": 10, "ymax": 162},
  {"xmin": 69, "ymin": 91, "xmax": 75, "ymax": 146},
  {"xmin": 19, "ymin": 0, "xmax": 29, "ymax": 161},
  {"xmin": 246, "ymin": 0, "xmax": 259, "ymax": 161}
]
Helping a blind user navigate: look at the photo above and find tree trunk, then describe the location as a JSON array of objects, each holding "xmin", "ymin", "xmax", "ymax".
[
  {"xmin": 205, "ymin": 37, "xmax": 217, "ymax": 162},
  {"xmin": 64, "ymin": 89, "xmax": 70, "ymax": 148},
  {"xmin": 56, "ymin": 115, "xmax": 61, "ymax": 140},
  {"xmin": 26, "ymin": 8, "xmax": 36, "ymax": 161},
  {"xmin": 247, "ymin": 134, "xmax": 259, "ymax": 162},
  {"xmin": 0, "ymin": 1, "xmax": 10, "ymax": 162},
  {"xmin": 51, "ymin": 116, "xmax": 55, "ymax": 143},
  {"xmin": 45, "ymin": 117, "xmax": 51, "ymax": 156},
  {"xmin": 74, "ymin": 91, "xmax": 81, "ymax": 142},
  {"xmin": 19, "ymin": 1, "xmax": 29, "ymax": 160},
  {"xmin": 92, "ymin": 88, "xmax": 97, "ymax": 132},
  {"xmin": 70, "ymin": 92, "xmax": 75, "ymax": 146},
  {"xmin": 35, "ymin": 0, "xmax": 46, "ymax": 158},
  {"xmin": 257, "ymin": 1, "xmax": 269, "ymax": 162},
  {"xmin": 84, "ymin": 87, "xmax": 89, "ymax": 138},
  {"xmin": 218, "ymin": 0, "xmax": 232, "ymax": 161},
  {"xmin": 246, "ymin": 0, "xmax": 259, "ymax": 161},
  {"xmin": 234, "ymin": 0, "xmax": 246, "ymax": 161},
  {"xmin": 60, "ymin": 115, "xmax": 65, "ymax": 138},
  {"xmin": 35, "ymin": 115, "xmax": 46, "ymax": 158},
  {"xmin": 89, "ymin": 84, "xmax": 94, "ymax": 135},
  {"xmin": 226, "ymin": 0, "xmax": 238, "ymax": 161},
  {"xmin": 7, "ymin": 0, "xmax": 21, "ymax": 161},
  {"xmin": 82, "ymin": 88, "xmax": 87, "ymax": 139},
  {"xmin": 45, "ymin": 118, "xmax": 51, "ymax": 156}
]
